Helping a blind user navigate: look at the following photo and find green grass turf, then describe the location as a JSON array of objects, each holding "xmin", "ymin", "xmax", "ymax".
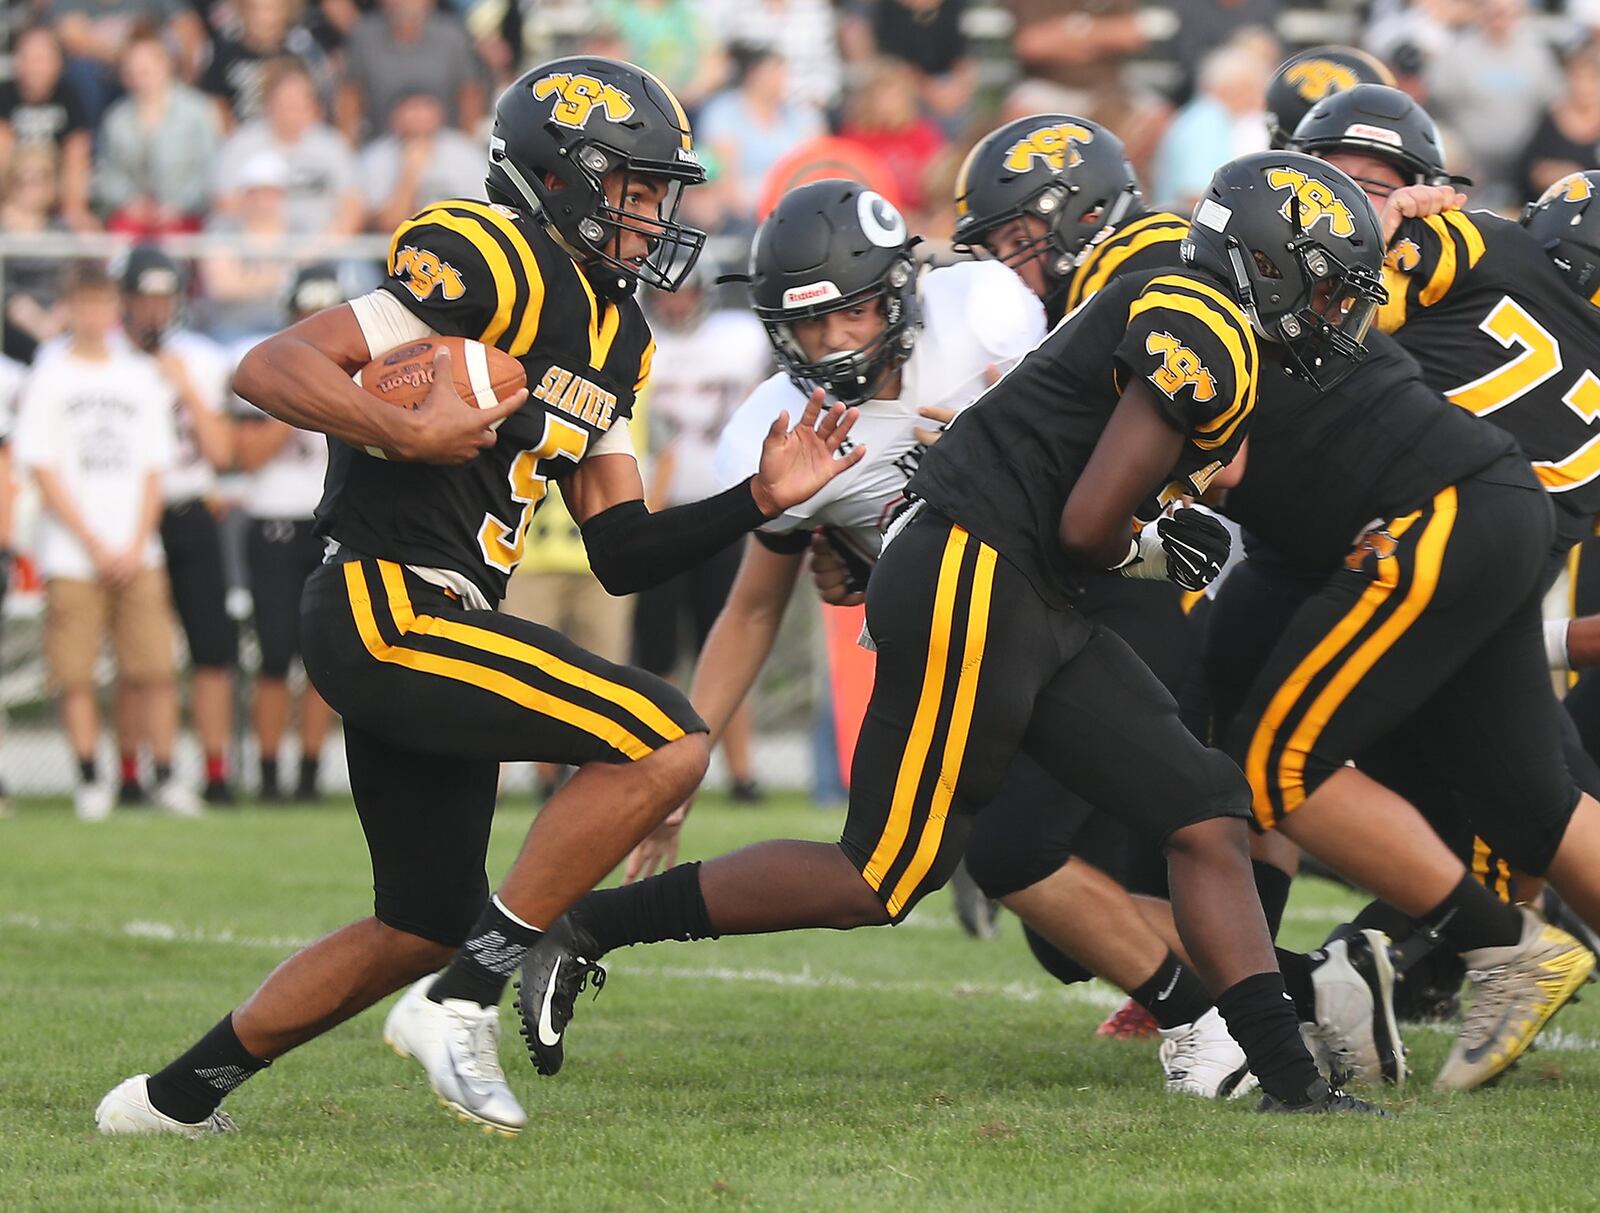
[{"xmin": 3, "ymin": 793, "xmax": 1599, "ymax": 1212}]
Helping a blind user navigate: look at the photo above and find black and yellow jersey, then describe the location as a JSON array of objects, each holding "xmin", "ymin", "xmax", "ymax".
[
  {"xmin": 1228, "ymin": 332, "xmax": 1518, "ymax": 577},
  {"xmin": 911, "ymin": 267, "xmax": 1257, "ymax": 607},
  {"xmin": 1060, "ymin": 209, "xmax": 1190, "ymax": 319},
  {"xmin": 1382, "ymin": 208, "xmax": 1600, "ymax": 526},
  {"xmin": 316, "ymin": 199, "xmax": 653, "ymax": 605}
]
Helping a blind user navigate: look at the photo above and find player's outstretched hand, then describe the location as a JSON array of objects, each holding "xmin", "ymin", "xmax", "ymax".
[
  {"xmin": 751, "ymin": 388, "xmax": 866, "ymax": 516},
  {"xmin": 626, "ymin": 803, "xmax": 689, "ymax": 883},
  {"xmin": 809, "ymin": 531, "xmax": 866, "ymax": 606},
  {"xmin": 388, "ymin": 346, "xmax": 528, "ymax": 464},
  {"xmin": 1381, "ymin": 184, "xmax": 1467, "ymax": 244},
  {"xmin": 912, "ymin": 403, "xmax": 957, "ymax": 447}
]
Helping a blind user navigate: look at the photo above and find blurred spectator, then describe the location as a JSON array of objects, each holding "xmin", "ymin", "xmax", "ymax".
[
  {"xmin": 214, "ymin": 56, "xmax": 360, "ymax": 235},
  {"xmin": 231, "ymin": 266, "xmax": 336, "ymax": 802},
  {"xmin": 200, "ymin": 151, "xmax": 297, "ymax": 338},
  {"xmin": 93, "ymin": 28, "xmax": 221, "ymax": 235},
  {"xmin": 13, "ymin": 262, "xmax": 190, "ymax": 822},
  {"xmin": 200, "ymin": 0, "xmax": 334, "ymax": 128},
  {"xmin": 1, "ymin": 145, "xmax": 72, "ymax": 362},
  {"xmin": 42, "ymin": 0, "xmax": 208, "ymax": 120},
  {"xmin": 1151, "ymin": 34, "xmax": 1273, "ymax": 211},
  {"xmin": 698, "ymin": 45, "xmax": 825, "ymax": 222},
  {"xmin": 359, "ymin": 90, "xmax": 483, "ymax": 233},
  {"xmin": 1167, "ymin": 0, "xmax": 1282, "ymax": 99},
  {"xmin": 841, "ymin": 0, "xmax": 975, "ymax": 133},
  {"xmin": 0, "ymin": 356, "xmax": 16, "ymax": 818},
  {"xmin": 0, "ymin": 25, "xmax": 96, "ymax": 231},
  {"xmin": 1426, "ymin": 0, "xmax": 1563, "ymax": 208},
  {"xmin": 118, "ymin": 247, "xmax": 240, "ymax": 806},
  {"xmin": 337, "ymin": 0, "xmax": 485, "ymax": 142},
  {"xmin": 632, "ymin": 274, "xmax": 772, "ymax": 800},
  {"xmin": 1366, "ymin": 0, "xmax": 1467, "ymax": 73},
  {"xmin": 838, "ymin": 58, "xmax": 947, "ymax": 220},
  {"xmin": 699, "ymin": 0, "xmax": 842, "ymax": 111},
  {"xmin": 1006, "ymin": 0, "xmax": 1145, "ymax": 103},
  {"xmin": 594, "ymin": 0, "xmax": 729, "ymax": 113},
  {"xmin": 1519, "ymin": 41, "xmax": 1600, "ymax": 202}
]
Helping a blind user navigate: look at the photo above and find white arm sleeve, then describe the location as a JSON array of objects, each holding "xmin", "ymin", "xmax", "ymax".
[
  {"xmin": 349, "ymin": 289, "xmax": 437, "ymax": 357},
  {"xmin": 588, "ymin": 417, "xmax": 634, "ymax": 458}
]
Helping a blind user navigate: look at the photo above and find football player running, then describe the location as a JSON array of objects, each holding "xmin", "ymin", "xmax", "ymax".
[
  {"xmin": 520, "ymin": 151, "xmax": 1395, "ymax": 1115},
  {"xmin": 95, "ymin": 57, "xmax": 866, "ymax": 1139}
]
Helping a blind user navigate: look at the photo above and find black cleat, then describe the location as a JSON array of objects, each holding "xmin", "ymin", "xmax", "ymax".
[
  {"xmin": 1257, "ymin": 1078, "xmax": 1390, "ymax": 1116},
  {"xmin": 949, "ymin": 858, "xmax": 1001, "ymax": 940},
  {"xmin": 513, "ymin": 916, "xmax": 606, "ymax": 1076}
]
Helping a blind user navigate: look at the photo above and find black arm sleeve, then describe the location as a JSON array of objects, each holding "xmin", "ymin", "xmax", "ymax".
[{"xmin": 580, "ymin": 477, "xmax": 770, "ymax": 595}]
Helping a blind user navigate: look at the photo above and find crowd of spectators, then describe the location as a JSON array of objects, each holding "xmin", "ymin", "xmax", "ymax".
[{"xmin": 5, "ymin": 0, "xmax": 1600, "ymax": 809}]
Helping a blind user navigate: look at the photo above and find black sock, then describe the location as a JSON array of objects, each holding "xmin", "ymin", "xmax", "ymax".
[
  {"xmin": 78, "ymin": 758, "xmax": 97, "ymax": 784},
  {"xmin": 1130, "ymin": 950, "xmax": 1214, "ymax": 1030},
  {"xmin": 1422, "ymin": 874, "xmax": 1523, "ymax": 954},
  {"xmin": 296, "ymin": 754, "xmax": 321, "ymax": 791},
  {"xmin": 429, "ymin": 896, "xmax": 543, "ymax": 1007},
  {"xmin": 570, "ymin": 861, "xmax": 717, "ymax": 957},
  {"xmin": 1022, "ymin": 925, "xmax": 1094, "ymax": 986},
  {"xmin": 1276, "ymin": 947, "xmax": 1318, "ymax": 1021},
  {"xmin": 154, "ymin": 761, "xmax": 173, "ymax": 785},
  {"xmin": 260, "ymin": 757, "xmax": 280, "ymax": 797},
  {"xmin": 1252, "ymin": 861, "xmax": 1293, "ymax": 939},
  {"xmin": 1215, "ymin": 971, "xmax": 1322, "ymax": 1103},
  {"xmin": 146, "ymin": 1013, "xmax": 269, "ymax": 1123}
]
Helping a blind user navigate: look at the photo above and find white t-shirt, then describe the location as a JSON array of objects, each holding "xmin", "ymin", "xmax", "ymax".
[
  {"xmin": 228, "ymin": 337, "xmax": 329, "ymax": 520},
  {"xmin": 35, "ymin": 326, "xmax": 230, "ymax": 503},
  {"xmin": 713, "ymin": 259, "xmax": 1046, "ymax": 561},
  {"xmin": 14, "ymin": 349, "xmax": 176, "ymax": 580},
  {"xmin": 0, "ymin": 354, "xmax": 23, "ymax": 440},
  {"xmin": 646, "ymin": 307, "xmax": 771, "ymax": 505}
]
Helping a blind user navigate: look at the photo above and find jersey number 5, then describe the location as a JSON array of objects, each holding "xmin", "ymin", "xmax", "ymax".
[
  {"xmin": 1446, "ymin": 296, "xmax": 1600, "ymax": 490},
  {"xmin": 478, "ymin": 415, "xmax": 589, "ymax": 573}
]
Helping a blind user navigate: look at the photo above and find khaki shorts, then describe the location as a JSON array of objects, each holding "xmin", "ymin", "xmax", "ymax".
[
  {"xmin": 45, "ymin": 569, "xmax": 177, "ymax": 689},
  {"xmin": 500, "ymin": 571, "xmax": 632, "ymax": 663}
]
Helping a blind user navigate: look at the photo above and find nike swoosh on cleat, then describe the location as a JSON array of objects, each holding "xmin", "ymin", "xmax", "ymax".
[
  {"xmin": 537, "ymin": 961, "xmax": 563, "ymax": 1047},
  {"xmin": 1459, "ymin": 1007, "xmax": 1519, "ymax": 1066}
]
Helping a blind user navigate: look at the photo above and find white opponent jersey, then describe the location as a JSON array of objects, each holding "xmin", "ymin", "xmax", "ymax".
[
  {"xmin": 714, "ymin": 259, "xmax": 1046, "ymax": 559},
  {"xmin": 646, "ymin": 307, "xmax": 771, "ymax": 505}
]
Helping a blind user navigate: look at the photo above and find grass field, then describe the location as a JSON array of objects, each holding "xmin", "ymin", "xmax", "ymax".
[{"xmin": 4, "ymin": 792, "xmax": 1600, "ymax": 1212}]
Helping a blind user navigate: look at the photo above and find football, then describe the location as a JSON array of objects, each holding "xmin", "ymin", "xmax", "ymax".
[{"xmin": 356, "ymin": 336, "xmax": 526, "ymax": 419}]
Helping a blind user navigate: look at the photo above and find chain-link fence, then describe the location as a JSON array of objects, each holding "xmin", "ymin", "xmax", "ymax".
[{"xmin": 0, "ymin": 232, "xmax": 829, "ymax": 798}]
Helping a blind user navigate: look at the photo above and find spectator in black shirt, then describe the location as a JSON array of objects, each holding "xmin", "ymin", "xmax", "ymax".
[
  {"xmin": 0, "ymin": 25, "xmax": 95, "ymax": 231},
  {"xmin": 843, "ymin": 0, "xmax": 975, "ymax": 132},
  {"xmin": 200, "ymin": 0, "xmax": 333, "ymax": 130},
  {"xmin": 1518, "ymin": 40, "xmax": 1600, "ymax": 203}
]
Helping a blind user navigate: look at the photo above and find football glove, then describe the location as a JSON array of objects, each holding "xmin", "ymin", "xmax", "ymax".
[{"xmin": 1115, "ymin": 507, "xmax": 1230, "ymax": 591}]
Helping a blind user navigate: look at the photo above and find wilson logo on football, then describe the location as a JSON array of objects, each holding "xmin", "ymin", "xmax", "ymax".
[
  {"xmin": 1286, "ymin": 59, "xmax": 1360, "ymax": 101},
  {"xmin": 1265, "ymin": 167, "xmax": 1356, "ymax": 238},
  {"xmin": 1146, "ymin": 331, "xmax": 1217, "ymax": 402},
  {"xmin": 783, "ymin": 281, "xmax": 842, "ymax": 308},
  {"xmin": 532, "ymin": 73, "xmax": 635, "ymax": 129},
  {"xmin": 1003, "ymin": 122, "xmax": 1095, "ymax": 173},
  {"xmin": 392, "ymin": 246, "xmax": 466, "ymax": 301}
]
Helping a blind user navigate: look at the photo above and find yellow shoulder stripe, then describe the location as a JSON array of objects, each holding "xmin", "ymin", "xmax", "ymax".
[
  {"xmin": 1377, "ymin": 263, "xmax": 1409, "ymax": 332},
  {"xmin": 1442, "ymin": 209, "xmax": 1486, "ymax": 268},
  {"xmin": 1419, "ymin": 214, "xmax": 1458, "ymax": 307},
  {"xmin": 445, "ymin": 201, "xmax": 548, "ymax": 357},
  {"xmin": 1128, "ymin": 286, "xmax": 1256, "ymax": 450},
  {"xmin": 1070, "ymin": 219, "xmax": 1189, "ymax": 311},
  {"xmin": 391, "ymin": 206, "xmax": 516, "ymax": 345}
]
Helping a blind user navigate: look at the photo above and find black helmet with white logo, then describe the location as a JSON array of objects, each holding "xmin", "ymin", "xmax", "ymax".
[
  {"xmin": 1183, "ymin": 151, "xmax": 1388, "ymax": 390},
  {"xmin": 951, "ymin": 114, "xmax": 1141, "ymax": 291},
  {"xmin": 741, "ymin": 179, "xmax": 920, "ymax": 404},
  {"xmin": 487, "ymin": 56, "xmax": 707, "ymax": 299},
  {"xmin": 1523, "ymin": 170, "xmax": 1600, "ymax": 311},
  {"xmin": 1292, "ymin": 84, "xmax": 1464, "ymax": 188},
  {"xmin": 1265, "ymin": 45, "xmax": 1396, "ymax": 150}
]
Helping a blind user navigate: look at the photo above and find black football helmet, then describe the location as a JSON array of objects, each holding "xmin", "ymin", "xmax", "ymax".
[
  {"xmin": 1183, "ymin": 151, "xmax": 1388, "ymax": 390},
  {"xmin": 951, "ymin": 114, "xmax": 1140, "ymax": 290},
  {"xmin": 1292, "ymin": 84, "xmax": 1466, "ymax": 190},
  {"xmin": 486, "ymin": 56, "xmax": 707, "ymax": 299},
  {"xmin": 739, "ymin": 179, "xmax": 920, "ymax": 404},
  {"xmin": 1522, "ymin": 171, "xmax": 1600, "ymax": 310},
  {"xmin": 1266, "ymin": 45, "xmax": 1396, "ymax": 150},
  {"xmin": 118, "ymin": 244, "xmax": 184, "ymax": 298},
  {"xmin": 117, "ymin": 244, "xmax": 184, "ymax": 350}
]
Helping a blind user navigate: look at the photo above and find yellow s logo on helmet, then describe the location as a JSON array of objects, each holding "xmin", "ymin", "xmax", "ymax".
[
  {"xmin": 532, "ymin": 73, "xmax": 636, "ymax": 129},
  {"xmin": 1266, "ymin": 167, "xmax": 1357, "ymax": 238}
]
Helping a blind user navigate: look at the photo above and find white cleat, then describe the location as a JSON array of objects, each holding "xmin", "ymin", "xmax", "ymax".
[
  {"xmin": 1302, "ymin": 931, "xmax": 1407, "ymax": 1086},
  {"xmin": 96, "ymin": 1074, "xmax": 237, "ymax": 1137},
  {"xmin": 154, "ymin": 779, "xmax": 204, "ymax": 818},
  {"xmin": 1158, "ymin": 1006, "xmax": 1259, "ymax": 1099},
  {"xmin": 75, "ymin": 782, "xmax": 113, "ymax": 822},
  {"xmin": 383, "ymin": 977, "xmax": 526, "ymax": 1136}
]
